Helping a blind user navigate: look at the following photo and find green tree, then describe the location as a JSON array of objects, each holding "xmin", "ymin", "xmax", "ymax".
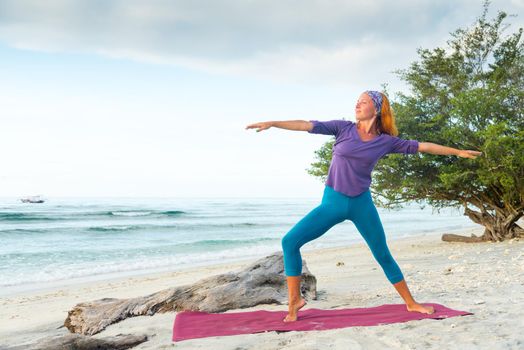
[{"xmin": 307, "ymin": 2, "xmax": 524, "ymax": 242}]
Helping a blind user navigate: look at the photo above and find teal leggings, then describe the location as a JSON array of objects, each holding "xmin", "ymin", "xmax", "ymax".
[{"xmin": 281, "ymin": 185, "xmax": 404, "ymax": 284}]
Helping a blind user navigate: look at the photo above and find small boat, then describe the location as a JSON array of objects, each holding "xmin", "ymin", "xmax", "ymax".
[{"xmin": 20, "ymin": 195, "xmax": 45, "ymax": 203}]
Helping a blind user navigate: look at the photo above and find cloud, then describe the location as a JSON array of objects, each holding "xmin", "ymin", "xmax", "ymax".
[{"xmin": 0, "ymin": 0, "xmax": 522, "ymax": 85}]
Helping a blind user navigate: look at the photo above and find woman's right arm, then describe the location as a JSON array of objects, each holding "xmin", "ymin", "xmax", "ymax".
[{"xmin": 245, "ymin": 120, "xmax": 313, "ymax": 132}]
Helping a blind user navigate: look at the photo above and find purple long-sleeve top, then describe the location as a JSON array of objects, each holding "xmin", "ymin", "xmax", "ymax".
[{"xmin": 308, "ymin": 119, "xmax": 419, "ymax": 197}]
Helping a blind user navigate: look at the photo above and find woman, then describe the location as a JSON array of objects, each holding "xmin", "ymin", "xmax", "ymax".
[{"xmin": 245, "ymin": 91, "xmax": 482, "ymax": 322}]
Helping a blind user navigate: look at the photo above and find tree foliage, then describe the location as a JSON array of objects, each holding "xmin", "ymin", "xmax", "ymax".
[{"xmin": 307, "ymin": 2, "xmax": 524, "ymax": 241}]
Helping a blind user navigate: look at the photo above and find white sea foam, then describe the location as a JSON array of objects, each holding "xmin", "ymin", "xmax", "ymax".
[{"xmin": 0, "ymin": 197, "xmax": 480, "ymax": 291}]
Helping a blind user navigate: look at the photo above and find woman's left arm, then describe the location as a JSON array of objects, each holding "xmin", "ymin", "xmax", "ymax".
[{"xmin": 418, "ymin": 142, "xmax": 482, "ymax": 159}]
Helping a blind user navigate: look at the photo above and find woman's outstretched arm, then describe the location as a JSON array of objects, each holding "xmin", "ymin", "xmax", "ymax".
[
  {"xmin": 418, "ymin": 142, "xmax": 482, "ymax": 159},
  {"xmin": 245, "ymin": 120, "xmax": 313, "ymax": 132}
]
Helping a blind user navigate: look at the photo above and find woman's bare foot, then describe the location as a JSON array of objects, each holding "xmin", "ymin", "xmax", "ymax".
[
  {"xmin": 406, "ymin": 302, "xmax": 435, "ymax": 314},
  {"xmin": 283, "ymin": 298, "xmax": 307, "ymax": 322}
]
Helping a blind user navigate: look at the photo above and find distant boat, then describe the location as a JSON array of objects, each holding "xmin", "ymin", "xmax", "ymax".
[{"xmin": 20, "ymin": 195, "xmax": 45, "ymax": 203}]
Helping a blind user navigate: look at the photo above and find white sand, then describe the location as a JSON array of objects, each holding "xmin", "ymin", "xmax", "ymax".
[{"xmin": 1, "ymin": 226, "xmax": 523, "ymax": 349}]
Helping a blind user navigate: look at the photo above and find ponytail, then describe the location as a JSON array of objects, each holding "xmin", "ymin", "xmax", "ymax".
[{"xmin": 377, "ymin": 93, "xmax": 398, "ymax": 136}]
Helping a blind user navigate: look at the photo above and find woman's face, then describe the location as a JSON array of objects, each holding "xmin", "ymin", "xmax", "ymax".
[{"xmin": 355, "ymin": 93, "xmax": 377, "ymax": 121}]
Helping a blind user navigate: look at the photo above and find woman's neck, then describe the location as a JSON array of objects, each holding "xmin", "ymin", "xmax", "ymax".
[{"xmin": 357, "ymin": 119, "xmax": 379, "ymax": 135}]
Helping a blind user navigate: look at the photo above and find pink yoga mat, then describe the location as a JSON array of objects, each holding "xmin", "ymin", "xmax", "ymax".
[{"xmin": 172, "ymin": 303, "xmax": 473, "ymax": 342}]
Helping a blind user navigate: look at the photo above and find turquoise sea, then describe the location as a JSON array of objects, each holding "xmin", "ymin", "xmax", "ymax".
[{"xmin": 0, "ymin": 196, "xmax": 480, "ymax": 294}]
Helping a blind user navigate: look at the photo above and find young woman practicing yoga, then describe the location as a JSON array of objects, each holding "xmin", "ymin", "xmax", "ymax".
[{"xmin": 245, "ymin": 91, "xmax": 482, "ymax": 322}]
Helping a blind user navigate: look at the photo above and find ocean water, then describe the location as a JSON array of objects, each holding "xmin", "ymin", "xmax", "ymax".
[{"xmin": 0, "ymin": 196, "xmax": 480, "ymax": 293}]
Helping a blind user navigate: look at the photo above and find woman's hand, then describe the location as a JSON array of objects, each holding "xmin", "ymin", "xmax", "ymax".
[
  {"xmin": 245, "ymin": 121, "xmax": 273, "ymax": 132},
  {"xmin": 457, "ymin": 150, "xmax": 483, "ymax": 159},
  {"xmin": 419, "ymin": 142, "xmax": 482, "ymax": 159}
]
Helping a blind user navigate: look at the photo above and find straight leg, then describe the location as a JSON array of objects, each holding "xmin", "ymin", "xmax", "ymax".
[
  {"xmin": 349, "ymin": 191, "xmax": 404, "ymax": 284},
  {"xmin": 349, "ymin": 190, "xmax": 434, "ymax": 314}
]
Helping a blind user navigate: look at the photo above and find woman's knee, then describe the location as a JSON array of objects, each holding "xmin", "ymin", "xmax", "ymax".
[
  {"xmin": 373, "ymin": 250, "xmax": 403, "ymax": 281},
  {"xmin": 372, "ymin": 248, "xmax": 396, "ymax": 267},
  {"xmin": 281, "ymin": 233, "xmax": 297, "ymax": 252}
]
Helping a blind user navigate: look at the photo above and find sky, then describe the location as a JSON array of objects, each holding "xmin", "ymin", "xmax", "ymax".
[{"xmin": 0, "ymin": 0, "xmax": 523, "ymax": 198}]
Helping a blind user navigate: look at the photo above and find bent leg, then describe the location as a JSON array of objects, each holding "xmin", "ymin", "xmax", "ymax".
[
  {"xmin": 349, "ymin": 191, "xmax": 404, "ymax": 284},
  {"xmin": 281, "ymin": 201, "xmax": 346, "ymax": 276}
]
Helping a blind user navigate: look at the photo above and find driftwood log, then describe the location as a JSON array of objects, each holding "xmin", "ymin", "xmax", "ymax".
[
  {"xmin": 441, "ymin": 217, "xmax": 524, "ymax": 243},
  {"xmin": 65, "ymin": 252, "xmax": 317, "ymax": 335},
  {"xmin": 441, "ymin": 233, "xmax": 487, "ymax": 243},
  {"xmin": 9, "ymin": 334, "xmax": 147, "ymax": 350}
]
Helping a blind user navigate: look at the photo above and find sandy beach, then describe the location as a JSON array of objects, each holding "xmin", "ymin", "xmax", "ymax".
[{"xmin": 1, "ymin": 226, "xmax": 523, "ymax": 349}]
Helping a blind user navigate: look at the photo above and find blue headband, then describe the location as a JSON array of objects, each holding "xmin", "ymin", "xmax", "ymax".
[{"xmin": 365, "ymin": 90, "xmax": 383, "ymax": 117}]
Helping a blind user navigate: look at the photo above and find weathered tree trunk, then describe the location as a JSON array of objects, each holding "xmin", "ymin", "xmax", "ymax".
[
  {"xmin": 441, "ymin": 232, "xmax": 487, "ymax": 243},
  {"xmin": 441, "ymin": 202, "xmax": 523, "ymax": 243},
  {"xmin": 9, "ymin": 334, "xmax": 147, "ymax": 350},
  {"xmin": 64, "ymin": 252, "xmax": 316, "ymax": 336}
]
